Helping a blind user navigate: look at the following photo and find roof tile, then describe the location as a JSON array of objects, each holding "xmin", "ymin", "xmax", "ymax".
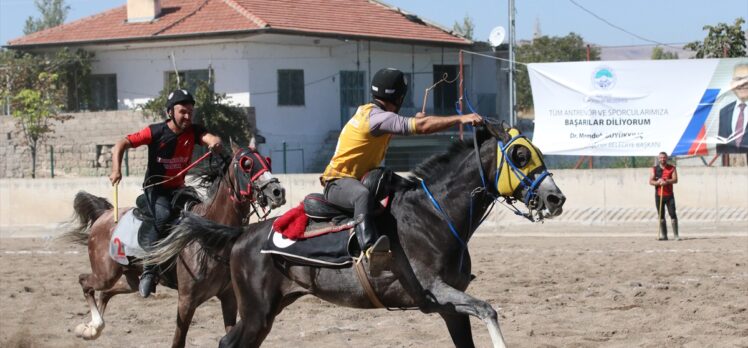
[{"xmin": 8, "ymin": 0, "xmax": 468, "ymax": 47}]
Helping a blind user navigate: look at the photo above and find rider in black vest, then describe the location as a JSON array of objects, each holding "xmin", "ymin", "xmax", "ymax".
[{"xmin": 109, "ymin": 90, "xmax": 222, "ymax": 298}]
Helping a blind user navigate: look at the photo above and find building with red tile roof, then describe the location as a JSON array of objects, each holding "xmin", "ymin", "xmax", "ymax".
[
  {"xmin": 7, "ymin": 0, "xmax": 469, "ymax": 48},
  {"xmin": 5, "ymin": 0, "xmax": 507, "ymax": 173}
]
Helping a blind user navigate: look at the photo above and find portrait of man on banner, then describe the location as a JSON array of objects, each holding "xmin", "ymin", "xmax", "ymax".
[{"xmin": 716, "ymin": 62, "xmax": 748, "ymax": 154}]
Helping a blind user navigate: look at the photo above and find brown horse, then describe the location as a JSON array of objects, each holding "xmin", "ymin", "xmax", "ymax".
[{"xmin": 62, "ymin": 142, "xmax": 286, "ymax": 348}]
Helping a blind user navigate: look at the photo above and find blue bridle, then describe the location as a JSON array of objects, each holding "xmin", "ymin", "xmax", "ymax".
[
  {"xmin": 417, "ymin": 93, "xmax": 551, "ymax": 271},
  {"xmin": 496, "ymin": 134, "xmax": 551, "ymax": 208}
]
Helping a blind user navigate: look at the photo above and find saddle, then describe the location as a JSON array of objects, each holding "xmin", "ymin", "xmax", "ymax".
[
  {"xmin": 109, "ymin": 186, "xmax": 202, "ymax": 267},
  {"xmin": 132, "ymin": 186, "xmax": 202, "ymax": 223},
  {"xmin": 261, "ymin": 168, "xmax": 394, "ymax": 267},
  {"xmin": 305, "ymin": 167, "xmax": 393, "ymax": 220}
]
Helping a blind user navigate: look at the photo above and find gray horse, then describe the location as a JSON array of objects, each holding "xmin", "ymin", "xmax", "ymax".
[{"xmin": 150, "ymin": 123, "xmax": 565, "ymax": 347}]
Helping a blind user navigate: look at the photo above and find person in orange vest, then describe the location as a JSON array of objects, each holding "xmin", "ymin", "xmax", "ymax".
[
  {"xmin": 649, "ymin": 152, "xmax": 679, "ymax": 241},
  {"xmin": 320, "ymin": 68, "xmax": 483, "ymax": 272}
]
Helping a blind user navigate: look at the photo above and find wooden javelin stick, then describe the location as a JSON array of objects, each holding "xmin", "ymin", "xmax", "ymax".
[
  {"xmin": 421, "ymin": 72, "xmax": 458, "ymax": 114},
  {"xmin": 657, "ymin": 185, "xmax": 664, "ymax": 239},
  {"xmin": 113, "ymin": 183, "xmax": 119, "ymax": 223}
]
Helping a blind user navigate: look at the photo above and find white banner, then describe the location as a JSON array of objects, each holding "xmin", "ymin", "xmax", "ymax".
[{"xmin": 529, "ymin": 58, "xmax": 748, "ymax": 156}]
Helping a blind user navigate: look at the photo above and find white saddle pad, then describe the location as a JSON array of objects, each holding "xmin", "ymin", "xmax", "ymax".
[{"xmin": 109, "ymin": 209, "xmax": 147, "ymax": 265}]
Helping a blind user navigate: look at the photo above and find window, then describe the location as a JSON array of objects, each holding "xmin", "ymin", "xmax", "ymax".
[
  {"xmin": 339, "ymin": 70, "xmax": 365, "ymax": 126},
  {"xmin": 89, "ymin": 74, "xmax": 118, "ymax": 111},
  {"xmin": 278, "ymin": 69, "xmax": 305, "ymax": 106},
  {"xmin": 164, "ymin": 69, "xmax": 213, "ymax": 95},
  {"xmin": 433, "ymin": 65, "xmax": 458, "ymax": 115}
]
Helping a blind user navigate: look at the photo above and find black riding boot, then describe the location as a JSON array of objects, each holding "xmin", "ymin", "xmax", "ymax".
[
  {"xmin": 139, "ymin": 265, "xmax": 159, "ymax": 298},
  {"xmin": 658, "ymin": 219, "xmax": 668, "ymax": 241},
  {"xmin": 138, "ymin": 223, "xmax": 160, "ymax": 298},
  {"xmin": 355, "ymin": 214, "xmax": 390, "ymax": 275},
  {"xmin": 672, "ymin": 218, "xmax": 679, "ymax": 241}
]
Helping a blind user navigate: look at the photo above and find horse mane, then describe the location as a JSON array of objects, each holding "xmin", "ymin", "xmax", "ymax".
[
  {"xmin": 188, "ymin": 154, "xmax": 231, "ymax": 202},
  {"xmin": 400, "ymin": 125, "xmax": 497, "ymax": 191},
  {"xmin": 402, "ymin": 140, "xmax": 474, "ymax": 190}
]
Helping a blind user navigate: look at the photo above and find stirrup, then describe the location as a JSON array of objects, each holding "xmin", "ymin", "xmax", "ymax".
[{"xmin": 365, "ymin": 236, "xmax": 391, "ymax": 276}]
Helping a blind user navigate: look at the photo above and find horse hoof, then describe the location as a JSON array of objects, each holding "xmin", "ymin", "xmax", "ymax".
[
  {"xmin": 82, "ymin": 326, "xmax": 101, "ymax": 340},
  {"xmin": 74, "ymin": 323, "xmax": 87, "ymax": 337}
]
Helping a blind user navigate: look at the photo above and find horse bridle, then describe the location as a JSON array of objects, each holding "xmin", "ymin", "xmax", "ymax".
[
  {"xmin": 228, "ymin": 148, "xmax": 278, "ymax": 221},
  {"xmin": 468, "ymin": 112, "xmax": 551, "ymax": 222}
]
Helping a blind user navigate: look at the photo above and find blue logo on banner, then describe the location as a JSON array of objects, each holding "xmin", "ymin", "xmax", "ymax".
[{"xmin": 592, "ymin": 67, "xmax": 616, "ymax": 90}]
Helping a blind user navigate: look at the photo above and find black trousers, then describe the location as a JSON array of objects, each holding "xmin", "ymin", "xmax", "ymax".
[
  {"xmin": 654, "ymin": 194, "xmax": 677, "ymax": 220},
  {"xmin": 139, "ymin": 187, "xmax": 176, "ymax": 252}
]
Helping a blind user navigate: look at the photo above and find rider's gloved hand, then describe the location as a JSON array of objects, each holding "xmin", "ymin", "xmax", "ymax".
[{"xmin": 208, "ymin": 142, "xmax": 222, "ymax": 154}]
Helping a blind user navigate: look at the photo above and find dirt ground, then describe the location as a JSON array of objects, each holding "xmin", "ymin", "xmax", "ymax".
[{"xmin": 1, "ymin": 229, "xmax": 746, "ymax": 348}]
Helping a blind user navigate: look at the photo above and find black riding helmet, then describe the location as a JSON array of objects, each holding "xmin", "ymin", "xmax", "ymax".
[
  {"xmin": 166, "ymin": 89, "xmax": 195, "ymax": 113},
  {"xmin": 371, "ymin": 68, "xmax": 407, "ymax": 105}
]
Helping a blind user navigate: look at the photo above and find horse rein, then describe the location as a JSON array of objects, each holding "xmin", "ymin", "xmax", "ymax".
[
  {"xmin": 142, "ymin": 151, "xmax": 213, "ymax": 190},
  {"xmin": 418, "ymin": 98, "xmax": 556, "ymax": 270},
  {"xmin": 458, "ymin": 94, "xmax": 546, "ymax": 222}
]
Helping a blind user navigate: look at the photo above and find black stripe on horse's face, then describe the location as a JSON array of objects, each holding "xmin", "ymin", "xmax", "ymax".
[{"xmin": 231, "ymin": 147, "xmax": 285, "ymax": 208}]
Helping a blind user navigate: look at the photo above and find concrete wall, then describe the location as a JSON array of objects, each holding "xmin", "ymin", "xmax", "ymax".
[{"xmin": 1, "ymin": 167, "xmax": 746, "ymax": 236}]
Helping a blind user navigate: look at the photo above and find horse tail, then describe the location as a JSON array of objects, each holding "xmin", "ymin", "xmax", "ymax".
[
  {"xmin": 146, "ymin": 212, "xmax": 246, "ymax": 266},
  {"xmin": 61, "ymin": 191, "xmax": 113, "ymax": 246}
]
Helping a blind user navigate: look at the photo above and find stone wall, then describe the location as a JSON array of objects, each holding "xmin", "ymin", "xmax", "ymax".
[
  {"xmin": 0, "ymin": 107, "xmax": 256, "ymax": 178},
  {"xmin": 0, "ymin": 111, "xmax": 152, "ymax": 178}
]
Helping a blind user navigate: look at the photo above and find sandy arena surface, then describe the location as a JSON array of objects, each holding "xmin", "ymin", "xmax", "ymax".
[{"xmin": 0, "ymin": 228, "xmax": 746, "ymax": 348}]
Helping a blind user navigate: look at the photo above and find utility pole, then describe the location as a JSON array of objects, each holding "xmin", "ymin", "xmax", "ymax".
[{"xmin": 508, "ymin": 0, "xmax": 516, "ymax": 127}]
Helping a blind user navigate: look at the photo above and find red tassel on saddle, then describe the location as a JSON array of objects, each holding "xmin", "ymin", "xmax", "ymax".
[{"xmin": 271, "ymin": 203, "xmax": 308, "ymax": 240}]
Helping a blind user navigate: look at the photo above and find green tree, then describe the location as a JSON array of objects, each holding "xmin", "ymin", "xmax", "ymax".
[
  {"xmin": 1, "ymin": 48, "xmax": 93, "ymax": 177},
  {"xmin": 143, "ymin": 71, "xmax": 255, "ymax": 147},
  {"xmin": 1, "ymin": 48, "xmax": 94, "ymax": 112},
  {"xmin": 515, "ymin": 33, "xmax": 600, "ymax": 112},
  {"xmin": 24, "ymin": 0, "xmax": 70, "ymax": 34},
  {"xmin": 684, "ymin": 18, "xmax": 746, "ymax": 58},
  {"xmin": 10, "ymin": 72, "xmax": 71, "ymax": 178},
  {"xmin": 651, "ymin": 46, "xmax": 679, "ymax": 60},
  {"xmin": 453, "ymin": 15, "xmax": 474, "ymax": 40}
]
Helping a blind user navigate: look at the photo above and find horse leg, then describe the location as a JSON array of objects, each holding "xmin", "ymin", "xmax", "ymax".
[
  {"xmin": 439, "ymin": 313, "xmax": 476, "ymax": 347},
  {"xmin": 217, "ymin": 287, "xmax": 237, "ymax": 333},
  {"xmin": 172, "ymin": 259, "xmax": 208, "ymax": 348},
  {"xmin": 220, "ymin": 254, "xmax": 285, "ymax": 348},
  {"xmin": 75, "ymin": 270, "xmax": 122, "ymax": 340},
  {"xmin": 171, "ymin": 251, "xmax": 234, "ymax": 348},
  {"xmin": 75, "ymin": 229, "xmax": 125, "ymax": 341},
  {"xmin": 426, "ymin": 281, "xmax": 506, "ymax": 348},
  {"xmin": 219, "ymin": 290, "xmax": 283, "ymax": 348},
  {"xmin": 96, "ymin": 271, "xmax": 139, "ymax": 316},
  {"xmin": 172, "ymin": 292, "xmax": 198, "ymax": 348}
]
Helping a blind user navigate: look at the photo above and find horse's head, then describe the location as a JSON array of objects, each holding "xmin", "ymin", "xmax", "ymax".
[
  {"xmin": 481, "ymin": 120, "xmax": 565, "ymax": 220},
  {"xmin": 229, "ymin": 140, "xmax": 286, "ymax": 209}
]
